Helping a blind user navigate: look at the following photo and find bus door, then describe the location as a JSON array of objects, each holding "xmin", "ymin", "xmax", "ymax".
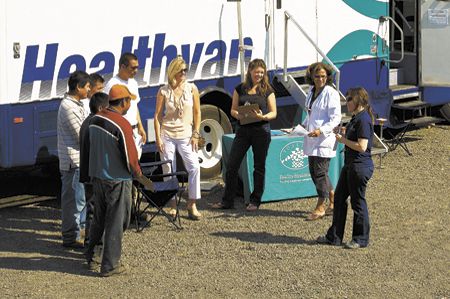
[
  {"xmin": 390, "ymin": 0, "xmax": 418, "ymax": 86},
  {"xmin": 419, "ymin": 0, "xmax": 450, "ymax": 87}
]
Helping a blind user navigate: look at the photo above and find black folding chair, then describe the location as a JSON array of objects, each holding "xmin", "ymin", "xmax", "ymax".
[
  {"xmin": 383, "ymin": 114, "xmax": 412, "ymax": 155},
  {"xmin": 369, "ymin": 90, "xmax": 413, "ymax": 156},
  {"xmin": 133, "ymin": 160, "xmax": 186, "ymax": 231}
]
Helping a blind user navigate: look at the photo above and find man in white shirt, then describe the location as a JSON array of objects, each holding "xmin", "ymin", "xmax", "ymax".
[
  {"xmin": 57, "ymin": 70, "xmax": 90, "ymax": 248},
  {"xmin": 104, "ymin": 53, "xmax": 146, "ymax": 157}
]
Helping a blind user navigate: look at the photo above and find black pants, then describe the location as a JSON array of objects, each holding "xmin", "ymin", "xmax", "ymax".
[
  {"xmin": 83, "ymin": 183, "xmax": 94, "ymax": 247},
  {"xmin": 308, "ymin": 156, "xmax": 333, "ymax": 198},
  {"xmin": 223, "ymin": 125, "xmax": 271, "ymax": 206},
  {"xmin": 86, "ymin": 178, "xmax": 132, "ymax": 273},
  {"xmin": 326, "ymin": 162, "xmax": 374, "ymax": 247}
]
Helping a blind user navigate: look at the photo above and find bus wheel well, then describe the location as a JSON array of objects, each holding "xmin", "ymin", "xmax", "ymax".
[{"xmin": 200, "ymin": 90, "xmax": 232, "ymax": 118}]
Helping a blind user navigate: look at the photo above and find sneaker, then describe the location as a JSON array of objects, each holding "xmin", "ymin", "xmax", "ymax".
[
  {"xmin": 86, "ymin": 259, "xmax": 101, "ymax": 271},
  {"xmin": 344, "ymin": 240, "xmax": 362, "ymax": 249},
  {"xmin": 99, "ymin": 264, "xmax": 127, "ymax": 277}
]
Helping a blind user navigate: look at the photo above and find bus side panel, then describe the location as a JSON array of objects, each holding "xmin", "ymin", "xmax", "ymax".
[
  {"xmin": 339, "ymin": 58, "xmax": 389, "ymax": 95},
  {"xmin": 0, "ymin": 100, "xmax": 60, "ymax": 169},
  {"xmin": 0, "ymin": 103, "xmax": 34, "ymax": 167},
  {"xmin": 423, "ymin": 87, "xmax": 450, "ymax": 106},
  {"xmin": 33, "ymin": 100, "xmax": 60, "ymax": 165}
]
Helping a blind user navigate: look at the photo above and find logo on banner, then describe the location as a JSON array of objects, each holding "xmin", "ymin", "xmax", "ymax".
[{"xmin": 280, "ymin": 141, "xmax": 308, "ymax": 170}]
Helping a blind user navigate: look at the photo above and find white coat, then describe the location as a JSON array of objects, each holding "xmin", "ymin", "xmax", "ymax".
[{"xmin": 302, "ymin": 85, "xmax": 341, "ymax": 158}]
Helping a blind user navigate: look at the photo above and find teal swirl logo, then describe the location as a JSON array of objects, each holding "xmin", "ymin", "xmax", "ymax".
[
  {"xmin": 280, "ymin": 141, "xmax": 308, "ymax": 170},
  {"xmin": 342, "ymin": 0, "xmax": 388, "ymax": 19}
]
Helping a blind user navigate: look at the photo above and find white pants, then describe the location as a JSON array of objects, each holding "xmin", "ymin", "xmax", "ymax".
[
  {"xmin": 133, "ymin": 127, "xmax": 143, "ymax": 159},
  {"xmin": 161, "ymin": 135, "xmax": 201, "ymax": 200}
]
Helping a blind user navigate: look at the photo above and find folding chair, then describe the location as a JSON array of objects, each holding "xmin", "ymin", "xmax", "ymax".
[
  {"xmin": 383, "ymin": 114, "xmax": 412, "ymax": 155},
  {"xmin": 369, "ymin": 90, "xmax": 413, "ymax": 156},
  {"xmin": 133, "ymin": 160, "xmax": 186, "ymax": 231}
]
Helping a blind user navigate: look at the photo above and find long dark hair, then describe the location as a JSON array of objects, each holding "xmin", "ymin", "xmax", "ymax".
[
  {"xmin": 346, "ymin": 87, "xmax": 374, "ymax": 124},
  {"xmin": 242, "ymin": 58, "xmax": 273, "ymax": 96}
]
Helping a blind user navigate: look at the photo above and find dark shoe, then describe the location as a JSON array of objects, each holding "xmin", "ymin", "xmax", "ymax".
[
  {"xmin": 211, "ymin": 202, "xmax": 234, "ymax": 210},
  {"xmin": 316, "ymin": 235, "xmax": 333, "ymax": 245},
  {"xmin": 99, "ymin": 264, "xmax": 127, "ymax": 277},
  {"xmin": 245, "ymin": 203, "xmax": 259, "ymax": 212},
  {"xmin": 63, "ymin": 240, "xmax": 84, "ymax": 249},
  {"xmin": 344, "ymin": 240, "xmax": 362, "ymax": 249},
  {"xmin": 139, "ymin": 212, "xmax": 153, "ymax": 222}
]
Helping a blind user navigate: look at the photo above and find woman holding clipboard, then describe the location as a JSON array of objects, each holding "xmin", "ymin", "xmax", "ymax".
[{"xmin": 213, "ymin": 59, "xmax": 277, "ymax": 211}]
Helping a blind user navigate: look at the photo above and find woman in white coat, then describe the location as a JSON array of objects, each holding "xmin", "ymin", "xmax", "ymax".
[{"xmin": 303, "ymin": 62, "xmax": 341, "ymax": 221}]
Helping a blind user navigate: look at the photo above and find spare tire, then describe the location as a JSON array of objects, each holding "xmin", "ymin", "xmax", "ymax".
[{"xmin": 199, "ymin": 104, "xmax": 233, "ymax": 179}]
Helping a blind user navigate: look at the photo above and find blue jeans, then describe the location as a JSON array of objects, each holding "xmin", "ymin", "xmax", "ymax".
[
  {"xmin": 325, "ymin": 161, "xmax": 374, "ymax": 247},
  {"xmin": 60, "ymin": 168, "xmax": 86, "ymax": 243}
]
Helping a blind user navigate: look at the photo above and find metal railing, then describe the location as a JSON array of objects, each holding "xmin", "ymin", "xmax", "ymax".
[
  {"xmin": 283, "ymin": 11, "xmax": 341, "ymax": 92},
  {"xmin": 379, "ymin": 16, "xmax": 404, "ymax": 63}
]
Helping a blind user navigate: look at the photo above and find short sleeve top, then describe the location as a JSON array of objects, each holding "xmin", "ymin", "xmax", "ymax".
[
  {"xmin": 235, "ymin": 83, "xmax": 273, "ymax": 128},
  {"xmin": 344, "ymin": 110, "xmax": 374, "ymax": 165}
]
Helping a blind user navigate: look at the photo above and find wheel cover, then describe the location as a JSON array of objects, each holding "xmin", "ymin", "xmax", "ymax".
[{"xmin": 198, "ymin": 118, "xmax": 225, "ymax": 169}]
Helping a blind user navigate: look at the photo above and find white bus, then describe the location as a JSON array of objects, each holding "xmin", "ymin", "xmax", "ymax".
[{"xmin": 1, "ymin": 0, "xmax": 449, "ymax": 178}]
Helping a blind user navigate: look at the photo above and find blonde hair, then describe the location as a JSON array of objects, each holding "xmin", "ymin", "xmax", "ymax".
[{"xmin": 167, "ymin": 56, "xmax": 187, "ymax": 88}]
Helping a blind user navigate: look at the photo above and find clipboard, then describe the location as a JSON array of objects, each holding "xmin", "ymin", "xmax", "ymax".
[{"xmin": 236, "ymin": 104, "xmax": 260, "ymax": 125}]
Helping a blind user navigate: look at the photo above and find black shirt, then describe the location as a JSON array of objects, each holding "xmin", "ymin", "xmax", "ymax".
[
  {"xmin": 235, "ymin": 83, "xmax": 273, "ymax": 128},
  {"xmin": 344, "ymin": 110, "xmax": 374, "ymax": 165}
]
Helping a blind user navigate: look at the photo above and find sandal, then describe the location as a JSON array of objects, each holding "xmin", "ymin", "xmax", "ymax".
[
  {"xmin": 167, "ymin": 208, "xmax": 177, "ymax": 219},
  {"xmin": 187, "ymin": 207, "xmax": 202, "ymax": 221},
  {"xmin": 306, "ymin": 211, "xmax": 325, "ymax": 221},
  {"xmin": 325, "ymin": 206, "xmax": 334, "ymax": 216}
]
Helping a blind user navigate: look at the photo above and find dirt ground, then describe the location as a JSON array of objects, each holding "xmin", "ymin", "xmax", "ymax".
[{"xmin": 0, "ymin": 125, "xmax": 449, "ymax": 298}]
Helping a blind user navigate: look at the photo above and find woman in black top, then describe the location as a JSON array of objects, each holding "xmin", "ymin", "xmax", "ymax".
[
  {"xmin": 317, "ymin": 87, "xmax": 375, "ymax": 249},
  {"xmin": 213, "ymin": 59, "xmax": 277, "ymax": 211}
]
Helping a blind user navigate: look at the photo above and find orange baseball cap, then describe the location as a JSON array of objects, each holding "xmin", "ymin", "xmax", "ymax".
[{"xmin": 109, "ymin": 84, "xmax": 137, "ymax": 101}]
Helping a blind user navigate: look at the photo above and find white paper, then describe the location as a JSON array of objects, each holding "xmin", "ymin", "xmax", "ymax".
[{"xmin": 289, "ymin": 124, "xmax": 309, "ymax": 137}]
